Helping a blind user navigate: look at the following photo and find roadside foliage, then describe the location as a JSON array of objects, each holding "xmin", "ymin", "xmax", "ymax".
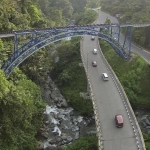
[{"xmin": 0, "ymin": 0, "xmax": 99, "ymax": 149}]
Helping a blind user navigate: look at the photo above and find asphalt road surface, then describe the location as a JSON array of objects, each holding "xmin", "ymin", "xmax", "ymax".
[
  {"xmin": 81, "ymin": 10, "xmax": 140, "ymax": 150},
  {"xmin": 96, "ymin": 10, "xmax": 150, "ymax": 62}
]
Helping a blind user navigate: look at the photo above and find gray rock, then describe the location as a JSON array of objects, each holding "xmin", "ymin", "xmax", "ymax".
[
  {"xmin": 53, "ymin": 97, "xmax": 59, "ymax": 103},
  {"xmin": 40, "ymin": 128, "xmax": 45, "ymax": 132},
  {"xmin": 52, "ymin": 131, "xmax": 59, "ymax": 136},
  {"xmin": 139, "ymin": 121, "xmax": 146, "ymax": 128},
  {"xmin": 44, "ymin": 120, "xmax": 49, "ymax": 125},
  {"xmin": 63, "ymin": 140, "xmax": 68, "ymax": 144},
  {"xmin": 49, "ymin": 139, "xmax": 57, "ymax": 145},
  {"xmin": 60, "ymin": 99, "xmax": 68, "ymax": 107},
  {"xmin": 41, "ymin": 132, "xmax": 49, "ymax": 139},
  {"xmin": 45, "ymin": 146, "xmax": 57, "ymax": 150},
  {"xmin": 86, "ymin": 130, "xmax": 97, "ymax": 135},
  {"xmin": 40, "ymin": 76, "xmax": 96, "ymax": 148},
  {"xmin": 74, "ymin": 132, "xmax": 79, "ymax": 140},
  {"xmin": 56, "ymin": 137, "xmax": 63, "ymax": 142},
  {"xmin": 44, "ymin": 84, "xmax": 49, "ymax": 89},
  {"xmin": 146, "ymin": 126, "xmax": 150, "ymax": 129},
  {"xmin": 57, "ymin": 97, "xmax": 62, "ymax": 102},
  {"xmin": 57, "ymin": 103, "xmax": 62, "ymax": 108},
  {"xmin": 37, "ymin": 141, "xmax": 44, "ymax": 150},
  {"xmin": 66, "ymin": 136, "xmax": 73, "ymax": 142},
  {"xmin": 68, "ymin": 108, "xmax": 74, "ymax": 116},
  {"xmin": 50, "ymin": 93, "xmax": 55, "ymax": 99},
  {"xmin": 62, "ymin": 136, "xmax": 67, "ymax": 140},
  {"xmin": 147, "ymin": 115, "xmax": 150, "ymax": 119},
  {"xmin": 145, "ymin": 118, "xmax": 150, "ymax": 126},
  {"xmin": 148, "ymin": 130, "xmax": 150, "ymax": 134},
  {"xmin": 57, "ymin": 114, "xmax": 65, "ymax": 120},
  {"xmin": 49, "ymin": 123, "xmax": 55, "ymax": 128},
  {"xmin": 72, "ymin": 126, "xmax": 79, "ymax": 132}
]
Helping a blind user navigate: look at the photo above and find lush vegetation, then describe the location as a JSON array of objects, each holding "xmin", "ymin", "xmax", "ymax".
[
  {"xmin": 100, "ymin": 39, "xmax": 150, "ymax": 149},
  {"xmin": 0, "ymin": 0, "xmax": 99, "ymax": 149},
  {"xmin": 100, "ymin": 0, "xmax": 150, "ymax": 148},
  {"xmin": 143, "ymin": 133, "xmax": 150, "ymax": 150},
  {"xmin": 64, "ymin": 136, "xmax": 98, "ymax": 150},
  {"xmin": 0, "ymin": 69, "xmax": 45, "ymax": 149},
  {"xmin": 75, "ymin": 8, "xmax": 98, "ymax": 25},
  {"xmin": 51, "ymin": 37, "xmax": 94, "ymax": 116},
  {"xmin": 100, "ymin": 0, "xmax": 150, "ymax": 50},
  {"xmin": 1, "ymin": 0, "xmax": 150, "ymax": 149},
  {"xmin": 100, "ymin": 39, "xmax": 150, "ymax": 107}
]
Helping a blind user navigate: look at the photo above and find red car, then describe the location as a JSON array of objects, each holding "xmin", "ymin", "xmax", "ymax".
[
  {"xmin": 92, "ymin": 61, "xmax": 97, "ymax": 67},
  {"xmin": 115, "ymin": 114, "xmax": 123, "ymax": 128}
]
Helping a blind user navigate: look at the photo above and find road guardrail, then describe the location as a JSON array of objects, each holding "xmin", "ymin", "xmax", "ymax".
[{"xmin": 97, "ymin": 39, "xmax": 146, "ymax": 150}]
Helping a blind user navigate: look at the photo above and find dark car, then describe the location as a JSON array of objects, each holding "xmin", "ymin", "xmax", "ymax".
[
  {"xmin": 92, "ymin": 61, "xmax": 97, "ymax": 67},
  {"xmin": 115, "ymin": 114, "xmax": 123, "ymax": 128}
]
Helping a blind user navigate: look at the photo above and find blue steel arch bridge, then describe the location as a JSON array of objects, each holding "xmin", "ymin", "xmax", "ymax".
[{"xmin": 0, "ymin": 22, "xmax": 150, "ymax": 76}]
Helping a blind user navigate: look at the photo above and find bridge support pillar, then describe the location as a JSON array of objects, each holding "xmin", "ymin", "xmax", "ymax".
[
  {"xmin": 14, "ymin": 34, "xmax": 18, "ymax": 58},
  {"xmin": 110, "ymin": 24, "xmax": 120, "ymax": 42},
  {"xmin": 123, "ymin": 26, "xmax": 133, "ymax": 56}
]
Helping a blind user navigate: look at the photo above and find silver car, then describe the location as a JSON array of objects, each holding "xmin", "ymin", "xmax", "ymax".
[
  {"xmin": 102, "ymin": 73, "xmax": 109, "ymax": 81},
  {"xmin": 91, "ymin": 36, "xmax": 95, "ymax": 40},
  {"xmin": 93, "ymin": 49, "xmax": 97, "ymax": 54}
]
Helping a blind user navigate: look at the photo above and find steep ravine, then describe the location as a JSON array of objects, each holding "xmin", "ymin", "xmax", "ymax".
[
  {"xmin": 37, "ymin": 75, "xmax": 97, "ymax": 150},
  {"xmin": 36, "ymin": 74, "xmax": 150, "ymax": 150}
]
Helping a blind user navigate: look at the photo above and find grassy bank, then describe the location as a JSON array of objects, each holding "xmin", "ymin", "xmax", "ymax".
[
  {"xmin": 51, "ymin": 37, "xmax": 93, "ymax": 116},
  {"xmin": 100, "ymin": 40, "xmax": 150, "ymax": 108},
  {"xmin": 100, "ymin": 39, "xmax": 150, "ymax": 149}
]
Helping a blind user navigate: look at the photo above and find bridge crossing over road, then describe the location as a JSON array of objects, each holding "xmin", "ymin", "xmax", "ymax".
[
  {"xmin": 0, "ymin": 9, "xmax": 147, "ymax": 150},
  {"xmin": 0, "ymin": 22, "xmax": 150, "ymax": 38},
  {"xmin": 1, "ymin": 21, "xmax": 150, "ymax": 76}
]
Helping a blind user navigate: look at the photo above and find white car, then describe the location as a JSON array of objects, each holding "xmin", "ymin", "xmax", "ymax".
[
  {"xmin": 91, "ymin": 36, "xmax": 95, "ymax": 40},
  {"xmin": 93, "ymin": 49, "xmax": 97, "ymax": 54},
  {"xmin": 102, "ymin": 73, "xmax": 109, "ymax": 81}
]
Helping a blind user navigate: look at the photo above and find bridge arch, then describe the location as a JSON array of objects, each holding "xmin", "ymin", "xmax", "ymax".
[{"xmin": 1, "ymin": 25, "xmax": 128, "ymax": 76}]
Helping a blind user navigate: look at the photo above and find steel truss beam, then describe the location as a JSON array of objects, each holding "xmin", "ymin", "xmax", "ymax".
[{"xmin": 1, "ymin": 24, "xmax": 132, "ymax": 76}]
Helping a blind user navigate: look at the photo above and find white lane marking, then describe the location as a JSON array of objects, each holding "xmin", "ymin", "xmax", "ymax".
[{"xmin": 143, "ymin": 50, "xmax": 150, "ymax": 54}]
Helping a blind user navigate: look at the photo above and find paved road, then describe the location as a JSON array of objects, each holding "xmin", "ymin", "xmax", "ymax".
[
  {"xmin": 96, "ymin": 10, "xmax": 150, "ymax": 62},
  {"xmin": 81, "ymin": 11, "xmax": 139, "ymax": 150}
]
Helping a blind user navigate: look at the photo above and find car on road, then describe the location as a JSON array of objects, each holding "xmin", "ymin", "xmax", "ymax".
[
  {"xmin": 115, "ymin": 114, "xmax": 124, "ymax": 128},
  {"xmin": 102, "ymin": 73, "xmax": 108, "ymax": 81},
  {"xmin": 93, "ymin": 49, "xmax": 97, "ymax": 54},
  {"xmin": 92, "ymin": 61, "xmax": 97, "ymax": 67},
  {"xmin": 91, "ymin": 36, "xmax": 95, "ymax": 40}
]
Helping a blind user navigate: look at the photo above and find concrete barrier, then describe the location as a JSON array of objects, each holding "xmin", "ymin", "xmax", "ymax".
[
  {"xmin": 80, "ymin": 39, "xmax": 103, "ymax": 150},
  {"xmin": 96, "ymin": 39, "xmax": 146, "ymax": 150}
]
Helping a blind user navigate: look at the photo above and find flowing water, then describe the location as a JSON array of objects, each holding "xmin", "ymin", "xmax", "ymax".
[{"xmin": 37, "ymin": 75, "xmax": 96, "ymax": 150}]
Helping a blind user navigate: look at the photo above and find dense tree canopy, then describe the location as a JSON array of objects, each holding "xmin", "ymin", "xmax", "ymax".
[
  {"xmin": 0, "ymin": 69, "xmax": 45, "ymax": 149},
  {"xmin": 0, "ymin": 0, "xmax": 99, "ymax": 149},
  {"xmin": 100, "ymin": 0, "xmax": 150, "ymax": 50}
]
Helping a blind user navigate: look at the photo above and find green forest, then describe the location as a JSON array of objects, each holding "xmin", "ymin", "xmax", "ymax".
[
  {"xmin": 100, "ymin": 0, "xmax": 150, "ymax": 50},
  {"xmin": 1, "ymin": 0, "xmax": 150, "ymax": 149},
  {"xmin": 0, "ymin": 0, "xmax": 99, "ymax": 149}
]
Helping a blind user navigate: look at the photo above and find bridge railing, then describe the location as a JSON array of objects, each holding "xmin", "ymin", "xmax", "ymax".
[
  {"xmin": 0, "ymin": 22, "xmax": 150, "ymax": 36},
  {"xmin": 96, "ymin": 39, "xmax": 146, "ymax": 150},
  {"xmin": 80, "ymin": 38, "xmax": 104, "ymax": 150}
]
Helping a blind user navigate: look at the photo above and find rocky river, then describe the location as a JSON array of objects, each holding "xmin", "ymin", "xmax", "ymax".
[
  {"xmin": 37, "ymin": 75, "xmax": 97, "ymax": 150},
  {"xmin": 135, "ymin": 109, "xmax": 150, "ymax": 134},
  {"xmin": 36, "ymin": 74, "xmax": 150, "ymax": 150}
]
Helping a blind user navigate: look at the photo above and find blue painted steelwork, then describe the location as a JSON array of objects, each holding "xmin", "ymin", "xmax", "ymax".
[
  {"xmin": 110, "ymin": 24, "xmax": 121, "ymax": 43},
  {"xmin": 1, "ymin": 24, "xmax": 131, "ymax": 76},
  {"xmin": 123, "ymin": 26, "xmax": 132, "ymax": 56}
]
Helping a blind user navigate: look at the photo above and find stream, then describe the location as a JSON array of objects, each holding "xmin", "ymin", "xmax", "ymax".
[
  {"xmin": 37, "ymin": 75, "xmax": 97, "ymax": 150},
  {"xmin": 37, "ymin": 74, "xmax": 150, "ymax": 150}
]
